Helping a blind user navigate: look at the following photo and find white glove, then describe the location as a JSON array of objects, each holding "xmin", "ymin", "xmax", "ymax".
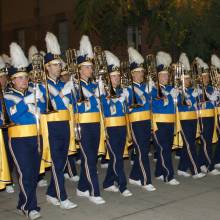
[
  {"xmin": 48, "ymin": 84, "xmax": 59, "ymax": 97},
  {"xmin": 61, "ymin": 80, "xmax": 74, "ymax": 96},
  {"xmin": 27, "ymin": 104, "xmax": 40, "ymax": 115},
  {"xmin": 145, "ymin": 77, "xmax": 155, "ymax": 93},
  {"xmin": 207, "ymin": 91, "xmax": 218, "ymax": 102},
  {"xmin": 170, "ymin": 88, "xmax": 179, "ymax": 99}
]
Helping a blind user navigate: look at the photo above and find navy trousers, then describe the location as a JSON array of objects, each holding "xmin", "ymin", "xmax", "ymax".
[
  {"xmin": 47, "ymin": 121, "xmax": 70, "ymax": 201},
  {"xmin": 198, "ymin": 117, "xmax": 215, "ymax": 171},
  {"xmin": 103, "ymin": 126, "xmax": 127, "ymax": 193},
  {"xmin": 178, "ymin": 119, "xmax": 201, "ymax": 175},
  {"xmin": 78, "ymin": 123, "xmax": 100, "ymax": 196},
  {"xmin": 154, "ymin": 122, "xmax": 174, "ymax": 182},
  {"xmin": 65, "ymin": 154, "xmax": 77, "ymax": 177},
  {"xmin": 9, "ymin": 136, "xmax": 41, "ymax": 214},
  {"xmin": 129, "ymin": 120, "xmax": 152, "ymax": 185}
]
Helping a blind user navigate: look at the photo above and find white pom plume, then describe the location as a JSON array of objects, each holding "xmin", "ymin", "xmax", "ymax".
[
  {"xmin": 45, "ymin": 32, "xmax": 61, "ymax": 55},
  {"xmin": 156, "ymin": 51, "xmax": 172, "ymax": 67},
  {"xmin": 40, "ymin": 50, "xmax": 46, "ymax": 56},
  {"xmin": 195, "ymin": 57, "xmax": 208, "ymax": 69},
  {"xmin": 105, "ymin": 50, "xmax": 120, "ymax": 68},
  {"xmin": 79, "ymin": 35, "xmax": 93, "ymax": 59},
  {"xmin": 28, "ymin": 45, "xmax": 38, "ymax": 63},
  {"xmin": 211, "ymin": 54, "xmax": 220, "ymax": 69},
  {"xmin": 2, "ymin": 54, "xmax": 11, "ymax": 65},
  {"xmin": 0, "ymin": 56, "xmax": 5, "ymax": 69},
  {"xmin": 179, "ymin": 52, "xmax": 190, "ymax": 71},
  {"xmin": 128, "ymin": 47, "xmax": 144, "ymax": 64},
  {"xmin": 10, "ymin": 42, "xmax": 29, "ymax": 68}
]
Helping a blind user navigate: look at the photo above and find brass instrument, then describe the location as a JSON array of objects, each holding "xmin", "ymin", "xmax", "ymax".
[
  {"xmin": 172, "ymin": 62, "xmax": 188, "ymax": 106},
  {"xmin": 66, "ymin": 48, "xmax": 87, "ymax": 103},
  {"xmin": 192, "ymin": 60, "xmax": 209, "ymax": 103},
  {"xmin": 120, "ymin": 61, "xmax": 130, "ymax": 88},
  {"xmin": 0, "ymin": 68, "xmax": 14, "ymax": 128},
  {"xmin": 146, "ymin": 54, "xmax": 164, "ymax": 99},
  {"xmin": 93, "ymin": 46, "xmax": 118, "ymax": 99},
  {"xmin": 210, "ymin": 65, "xmax": 220, "ymax": 90}
]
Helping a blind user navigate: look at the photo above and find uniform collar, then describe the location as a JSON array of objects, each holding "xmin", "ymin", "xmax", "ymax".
[
  {"xmin": 133, "ymin": 81, "xmax": 143, "ymax": 87},
  {"xmin": 80, "ymin": 78, "xmax": 89, "ymax": 85},
  {"xmin": 11, "ymin": 87, "xmax": 27, "ymax": 96},
  {"xmin": 48, "ymin": 76, "xmax": 59, "ymax": 84}
]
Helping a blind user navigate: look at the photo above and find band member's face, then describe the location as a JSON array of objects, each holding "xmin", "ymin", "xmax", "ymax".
[
  {"xmin": 12, "ymin": 75, "xmax": 29, "ymax": 91},
  {"xmin": 184, "ymin": 77, "xmax": 191, "ymax": 88},
  {"xmin": 46, "ymin": 62, "xmax": 62, "ymax": 79},
  {"xmin": 132, "ymin": 70, "xmax": 144, "ymax": 83},
  {"xmin": 202, "ymin": 74, "xmax": 209, "ymax": 86},
  {"xmin": 80, "ymin": 65, "xmax": 93, "ymax": 80},
  {"xmin": 0, "ymin": 75, "xmax": 8, "ymax": 89},
  {"xmin": 158, "ymin": 72, "xmax": 169, "ymax": 85},
  {"xmin": 60, "ymin": 73, "xmax": 70, "ymax": 83},
  {"xmin": 110, "ymin": 74, "xmax": 121, "ymax": 88}
]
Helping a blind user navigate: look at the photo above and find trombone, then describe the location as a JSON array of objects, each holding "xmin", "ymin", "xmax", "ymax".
[
  {"xmin": 66, "ymin": 49, "xmax": 87, "ymax": 103},
  {"xmin": 0, "ymin": 68, "xmax": 14, "ymax": 128},
  {"xmin": 146, "ymin": 54, "xmax": 164, "ymax": 99}
]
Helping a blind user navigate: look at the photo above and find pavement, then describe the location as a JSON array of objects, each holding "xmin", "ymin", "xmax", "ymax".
[{"xmin": 0, "ymin": 156, "xmax": 220, "ymax": 220}]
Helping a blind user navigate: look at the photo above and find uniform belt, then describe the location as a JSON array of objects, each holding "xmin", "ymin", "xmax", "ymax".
[
  {"xmin": 216, "ymin": 107, "xmax": 220, "ymax": 115},
  {"xmin": 179, "ymin": 111, "xmax": 197, "ymax": 120},
  {"xmin": 105, "ymin": 116, "xmax": 126, "ymax": 127},
  {"xmin": 153, "ymin": 113, "xmax": 175, "ymax": 123},
  {"xmin": 46, "ymin": 110, "xmax": 70, "ymax": 122},
  {"xmin": 129, "ymin": 111, "xmax": 151, "ymax": 122},
  {"xmin": 78, "ymin": 112, "xmax": 100, "ymax": 123},
  {"xmin": 8, "ymin": 124, "xmax": 40, "ymax": 138},
  {"xmin": 199, "ymin": 109, "xmax": 215, "ymax": 118}
]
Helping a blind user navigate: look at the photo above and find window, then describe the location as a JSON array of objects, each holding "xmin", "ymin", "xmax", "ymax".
[{"xmin": 127, "ymin": 26, "xmax": 142, "ymax": 52}]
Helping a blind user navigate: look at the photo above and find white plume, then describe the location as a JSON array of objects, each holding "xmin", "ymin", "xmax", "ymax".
[
  {"xmin": 45, "ymin": 32, "xmax": 61, "ymax": 55},
  {"xmin": 40, "ymin": 50, "xmax": 46, "ymax": 56},
  {"xmin": 0, "ymin": 56, "xmax": 5, "ymax": 69},
  {"xmin": 10, "ymin": 42, "xmax": 29, "ymax": 68},
  {"xmin": 156, "ymin": 51, "xmax": 172, "ymax": 67},
  {"xmin": 79, "ymin": 35, "xmax": 93, "ymax": 59},
  {"xmin": 2, "ymin": 54, "xmax": 11, "ymax": 65},
  {"xmin": 211, "ymin": 54, "xmax": 220, "ymax": 69},
  {"xmin": 179, "ymin": 52, "xmax": 190, "ymax": 71},
  {"xmin": 196, "ymin": 57, "xmax": 208, "ymax": 69},
  {"xmin": 105, "ymin": 50, "xmax": 120, "ymax": 68},
  {"xmin": 28, "ymin": 45, "xmax": 38, "ymax": 63},
  {"xmin": 128, "ymin": 47, "xmax": 144, "ymax": 64}
]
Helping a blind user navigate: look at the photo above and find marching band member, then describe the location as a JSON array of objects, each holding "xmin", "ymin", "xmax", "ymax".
[
  {"xmin": 195, "ymin": 58, "xmax": 220, "ymax": 175},
  {"xmin": 63, "ymin": 35, "xmax": 105, "ymax": 204},
  {"xmin": 5, "ymin": 42, "xmax": 44, "ymax": 220},
  {"xmin": 125, "ymin": 47, "xmax": 156, "ymax": 191},
  {"xmin": 177, "ymin": 53, "xmax": 205, "ymax": 179},
  {"xmin": 152, "ymin": 51, "xmax": 180, "ymax": 185},
  {"xmin": 211, "ymin": 54, "xmax": 220, "ymax": 169},
  {"xmin": 27, "ymin": 45, "xmax": 48, "ymax": 188},
  {"xmin": 101, "ymin": 50, "xmax": 132, "ymax": 196},
  {"xmin": 43, "ymin": 32, "xmax": 77, "ymax": 209}
]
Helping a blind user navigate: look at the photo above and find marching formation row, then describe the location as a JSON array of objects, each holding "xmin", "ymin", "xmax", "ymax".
[{"xmin": 0, "ymin": 32, "xmax": 220, "ymax": 220}]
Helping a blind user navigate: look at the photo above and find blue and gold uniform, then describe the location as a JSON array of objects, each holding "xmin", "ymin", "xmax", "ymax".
[
  {"xmin": 76, "ymin": 79, "xmax": 101, "ymax": 197},
  {"xmin": 197, "ymin": 84, "xmax": 216, "ymax": 172},
  {"xmin": 4, "ymin": 42, "xmax": 44, "ymax": 217},
  {"xmin": 152, "ymin": 84, "xmax": 176, "ymax": 182},
  {"xmin": 177, "ymin": 86, "xmax": 201, "ymax": 175}
]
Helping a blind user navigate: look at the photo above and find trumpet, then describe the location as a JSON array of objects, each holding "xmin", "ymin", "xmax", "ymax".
[
  {"xmin": 93, "ymin": 46, "xmax": 118, "ymax": 99},
  {"xmin": 192, "ymin": 59, "xmax": 209, "ymax": 103},
  {"xmin": 65, "ymin": 48, "xmax": 87, "ymax": 103},
  {"xmin": 210, "ymin": 65, "xmax": 220, "ymax": 90},
  {"xmin": 171, "ymin": 62, "xmax": 188, "ymax": 106},
  {"xmin": 0, "ymin": 68, "xmax": 14, "ymax": 128},
  {"xmin": 146, "ymin": 54, "xmax": 164, "ymax": 99},
  {"xmin": 33, "ymin": 53, "xmax": 57, "ymax": 114},
  {"xmin": 120, "ymin": 61, "xmax": 130, "ymax": 88}
]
